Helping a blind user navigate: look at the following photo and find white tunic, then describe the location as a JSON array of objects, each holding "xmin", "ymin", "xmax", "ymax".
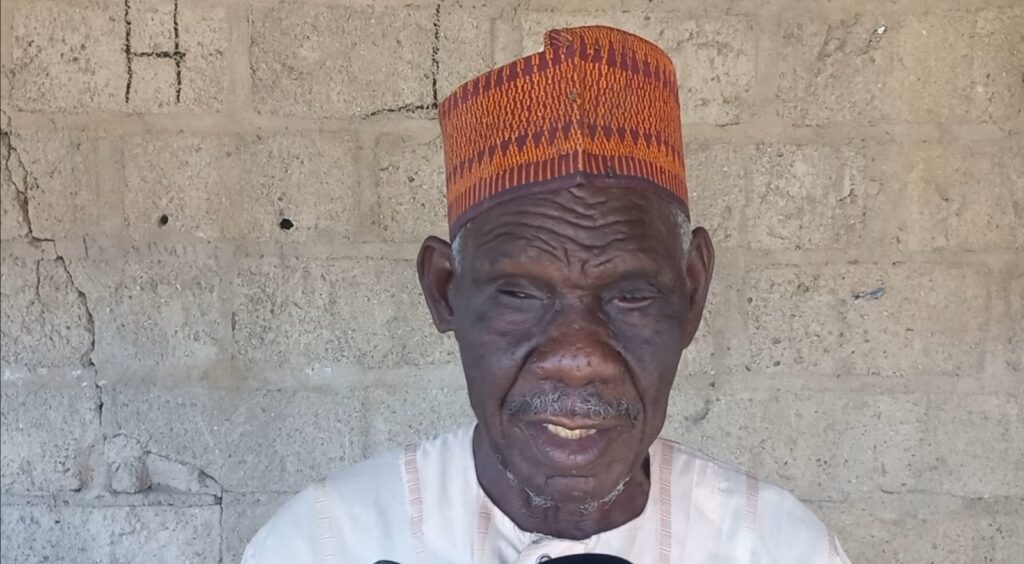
[{"xmin": 243, "ymin": 426, "xmax": 850, "ymax": 563}]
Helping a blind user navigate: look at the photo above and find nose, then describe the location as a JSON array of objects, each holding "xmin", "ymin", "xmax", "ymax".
[{"xmin": 530, "ymin": 310, "xmax": 624, "ymax": 388}]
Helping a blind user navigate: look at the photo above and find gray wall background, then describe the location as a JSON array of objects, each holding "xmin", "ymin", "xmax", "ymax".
[{"xmin": 1, "ymin": 0, "xmax": 1021, "ymax": 562}]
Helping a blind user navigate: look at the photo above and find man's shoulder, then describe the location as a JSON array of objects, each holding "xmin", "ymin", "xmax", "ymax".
[
  {"xmin": 241, "ymin": 426, "xmax": 472, "ymax": 563},
  {"xmin": 660, "ymin": 438, "xmax": 850, "ymax": 563},
  {"xmin": 240, "ymin": 448, "xmax": 406, "ymax": 563}
]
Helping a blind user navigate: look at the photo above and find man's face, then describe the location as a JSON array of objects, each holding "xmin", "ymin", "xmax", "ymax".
[{"xmin": 419, "ymin": 185, "xmax": 713, "ymax": 506}]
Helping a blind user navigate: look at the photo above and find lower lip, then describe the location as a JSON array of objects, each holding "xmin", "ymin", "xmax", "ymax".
[{"xmin": 521, "ymin": 422, "xmax": 618, "ymax": 469}]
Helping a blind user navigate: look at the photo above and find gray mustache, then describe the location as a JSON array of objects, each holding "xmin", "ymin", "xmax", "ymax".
[{"xmin": 504, "ymin": 387, "xmax": 641, "ymax": 423}]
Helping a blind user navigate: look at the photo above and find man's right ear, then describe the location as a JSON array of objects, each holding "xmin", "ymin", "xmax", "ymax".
[{"xmin": 416, "ymin": 236, "xmax": 456, "ymax": 333}]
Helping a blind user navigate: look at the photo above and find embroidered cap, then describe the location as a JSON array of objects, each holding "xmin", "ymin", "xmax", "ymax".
[{"xmin": 438, "ymin": 26, "xmax": 688, "ymax": 236}]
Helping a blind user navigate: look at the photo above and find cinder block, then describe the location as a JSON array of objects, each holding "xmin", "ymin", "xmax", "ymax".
[
  {"xmin": 127, "ymin": 1, "xmax": 230, "ymax": 111},
  {"xmin": 669, "ymin": 391, "xmax": 930, "ymax": 500},
  {"xmin": 102, "ymin": 387, "xmax": 366, "ymax": 493},
  {"xmin": 745, "ymin": 263, "xmax": 989, "ymax": 377},
  {"xmin": 361, "ymin": 383, "xmax": 475, "ymax": 457},
  {"xmin": 121, "ymin": 132, "xmax": 361, "ymax": 240},
  {"xmin": 684, "ymin": 143, "xmax": 747, "ymax": 247},
  {"xmin": 233, "ymin": 258, "xmax": 457, "ymax": 369},
  {"xmin": 0, "ymin": 503, "xmax": 220, "ymax": 563},
  {"xmin": 748, "ymin": 143, "xmax": 882, "ymax": 250},
  {"xmin": 130, "ymin": 0, "xmax": 176, "ymax": 53},
  {"xmin": 69, "ymin": 257, "xmax": 223, "ymax": 371},
  {"xmin": 520, "ymin": 12, "xmax": 756, "ymax": 125},
  {"xmin": 1009, "ymin": 273, "xmax": 1024, "ymax": 373},
  {"xmin": 672, "ymin": 391, "xmax": 1022, "ymax": 502},
  {"xmin": 893, "ymin": 395, "xmax": 1023, "ymax": 498},
  {"xmin": 127, "ymin": 56, "xmax": 178, "ymax": 113},
  {"xmin": 777, "ymin": 9, "xmax": 1024, "ymax": 125},
  {"xmin": 815, "ymin": 494, "xmax": 1024, "ymax": 564},
  {"xmin": 0, "ymin": 386, "xmax": 100, "ymax": 494},
  {"xmin": 901, "ymin": 143, "xmax": 1023, "ymax": 251},
  {"xmin": 176, "ymin": 4, "xmax": 229, "ymax": 110},
  {"xmin": 3, "ymin": 128, "xmax": 107, "ymax": 241},
  {"xmin": 839, "ymin": 263, "xmax": 990, "ymax": 378},
  {"xmin": 437, "ymin": 2, "xmax": 496, "ymax": 97},
  {"xmin": 687, "ymin": 142, "xmax": 886, "ymax": 250},
  {"xmin": 10, "ymin": 2, "xmax": 125, "ymax": 112},
  {"xmin": 222, "ymin": 492, "xmax": 293, "ymax": 564},
  {"xmin": 0, "ymin": 257, "xmax": 92, "ymax": 370},
  {"xmin": 676, "ymin": 259, "xmax": 741, "ymax": 383},
  {"xmin": 0, "ymin": 129, "xmax": 30, "ymax": 240},
  {"xmin": 745, "ymin": 265, "xmax": 845, "ymax": 375},
  {"xmin": 251, "ymin": 5, "xmax": 435, "ymax": 116},
  {"xmin": 375, "ymin": 124, "xmax": 448, "ymax": 242}
]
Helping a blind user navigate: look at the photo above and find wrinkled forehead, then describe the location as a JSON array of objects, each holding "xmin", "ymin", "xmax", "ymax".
[{"xmin": 460, "ymin": 186, "xmax": 685, "ymax": 278}]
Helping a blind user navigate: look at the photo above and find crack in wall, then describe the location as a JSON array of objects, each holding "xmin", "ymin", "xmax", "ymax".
[
  {"xmin": 123, "ymin": 0, "xmax": 133, "ymax": 103},
  {"xmin": 431, "ymin": 3, "xmax": 441, "ymax": 106},
  {"xmin": 2, "ymin": 114, "xmax": 103, "ymax": 495},
  {"xmin": 1, "ymin": 115, "xmax": 97, "ymax": 372},
  {"xmin": 1, "ymin": 119, "xmax": 37, "ymax": 240}
]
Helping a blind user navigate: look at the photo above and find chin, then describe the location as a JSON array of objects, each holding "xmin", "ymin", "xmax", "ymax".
[
  {"xmin": 505, "ymin": 432, "xmax": 637, "ymax": 504},
  {"xmin": 540, "ymin": 471, "xmax": 630, "ymax": 505}
]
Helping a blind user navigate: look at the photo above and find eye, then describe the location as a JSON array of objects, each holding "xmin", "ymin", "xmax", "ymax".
[
  {"xmin": 613, "ymin": 294, "xmax": 655, "ymax": 307},
  {"xmin": 498, "ymin": 288, "xmax": 539, "ymax": 301}
]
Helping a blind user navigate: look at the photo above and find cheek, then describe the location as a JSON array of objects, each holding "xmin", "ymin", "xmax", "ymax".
[
  {"xmin": 454, "ymin": 307, "xmax": 539, "ymax": 421},
  {"xmin": 611, "ymin": 309, "xmax": 685, "ymax": 409}
]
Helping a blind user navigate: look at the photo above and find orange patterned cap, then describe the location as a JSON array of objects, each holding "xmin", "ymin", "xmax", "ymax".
[{"xmin": 438, "ymin": 25, "xmax": 687, "ymax": 236}]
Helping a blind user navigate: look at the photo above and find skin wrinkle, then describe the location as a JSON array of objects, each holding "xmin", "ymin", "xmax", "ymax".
[
  {"xmin": 417, "ymin": 184, "xmax": 714, "ymax": 540},
  {"xmin": 453, "ymin": 205, "xmax": 692, "ymax": 273}
]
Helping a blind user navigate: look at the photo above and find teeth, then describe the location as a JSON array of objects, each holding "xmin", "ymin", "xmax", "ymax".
[{"xmin": 543, "ymin": 423, "xmax": 596, "ymax": 440}]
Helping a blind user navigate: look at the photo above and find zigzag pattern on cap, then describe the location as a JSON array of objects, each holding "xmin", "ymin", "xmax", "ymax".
[{"xmin": 438, "ymin": 26, "xmax": 688, "ymax": 235}]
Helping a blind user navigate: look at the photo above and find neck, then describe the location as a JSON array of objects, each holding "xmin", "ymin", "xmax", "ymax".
[{"xmin": 472, "ymin": 426, "xmax": 651, "ymax": 540}]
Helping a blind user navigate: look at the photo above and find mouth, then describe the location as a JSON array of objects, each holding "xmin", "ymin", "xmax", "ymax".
[
  {"xmin": 517, "ymin": 417, "xmax": 626, "ymax": 469},
  {"xmin": 543, "ymin": 423, "xmax": 598, "ymax": 440}
]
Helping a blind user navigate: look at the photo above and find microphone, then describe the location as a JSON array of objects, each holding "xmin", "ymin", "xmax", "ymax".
[
  {"xmin": 544, "ymin": 556, "xmax": 632, "ymax": 564},
  {"xmin": 374, "ymin": 555, "xmax": 631, "ymax": 564}
]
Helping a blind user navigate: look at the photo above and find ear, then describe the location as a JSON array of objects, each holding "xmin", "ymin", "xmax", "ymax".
[
  {"xmin": 417, "ymin": 236, "xmax": 457, "ymax": 333},
  {"xmin": 679, "ymin": 227, "xmax": 715, "ymax": 348}
]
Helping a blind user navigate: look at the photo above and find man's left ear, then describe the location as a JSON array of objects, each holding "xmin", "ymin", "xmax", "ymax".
[
  {"xmin": 417, "ymin": 236, "xmax": 457, "ymax": 333},
  {"xmin": 680, "ymin": 227, "xmax": 714, "ymax": 347}
]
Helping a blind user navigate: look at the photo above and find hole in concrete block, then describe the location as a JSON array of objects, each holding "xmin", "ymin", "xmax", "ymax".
[
  {"xmin": 279, "ymin": 218, "xmax": 294, "ymax": 231},
  {"xmin": 158, "ymin": 214, "xmax": 169, "ymax": 227}
]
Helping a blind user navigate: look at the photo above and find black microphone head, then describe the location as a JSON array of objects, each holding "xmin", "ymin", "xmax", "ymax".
[{"xmin": 543, "ymin": 555, "xmax": 633, "ymax": 564}]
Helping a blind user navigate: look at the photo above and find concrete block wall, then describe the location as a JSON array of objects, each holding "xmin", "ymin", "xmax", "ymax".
[{"xmin": 0, "ymin": 0, "xmax": 1020, "ymax": 562}]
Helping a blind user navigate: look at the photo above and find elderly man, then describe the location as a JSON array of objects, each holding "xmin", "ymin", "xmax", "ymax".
[{"xmin": 244, "ymin": 26, "xmax": 850, "ymax": 563}]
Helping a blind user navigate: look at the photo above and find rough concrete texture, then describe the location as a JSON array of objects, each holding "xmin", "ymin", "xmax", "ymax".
[
  {"xmin": 72, "ymin": 256, "xmax": 223, "ymax": 372},
  {"xmin": 814, "ymin": 494, "xmax": 1024, "ymax": 564},
  {"xmin": 374, "ymin": 123, "xmax": 449, "ymax": 242},
  {"xmin": 101, "ymin": 386, "xmax": 367, "ymax": 493},
  {"xmin": 1, "ymin": 386, "xmax": 100, "ymax": 494},
  {"xmin": 233, "ymin": 258, "xmax": 458, "ymax": 368},
  {"xmin": 221, "ymin": 493, "xmax": 292, "ymax": 564},
  {"xmin": 1, "ymin": 0, "xmax": 1021, "ymax": 562},
  {"xmin": 745, "ymin": 262, "xmax": 991, "ymax": 378},
  {"xmin": 9, "ymin": 0, "xmax": 228, "ymax": 113},
  {"xmin": 521, "ymin": 11, "xmax": 757, "ymax": 125},
  {"xmin": 1, "ymin": 503, "xmax": 220, "ymax": 563},
  {"xmin": 251, "ymin": 4, "xmax": 436, "ymax": 116},
  {"xmin": 1, "ymin": 126, "xmax": 108, "ymax": 241},
  {"xmin": 777, "ymin": 9, "xmax": 1024, "ymax": 125},
  {"xmin": 121, "ymin": 132, "xmax": 361, "ymax": 241},
  {"xmin": 0, "ymin": 257, "xmax": 93, "ymax": 369}
]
